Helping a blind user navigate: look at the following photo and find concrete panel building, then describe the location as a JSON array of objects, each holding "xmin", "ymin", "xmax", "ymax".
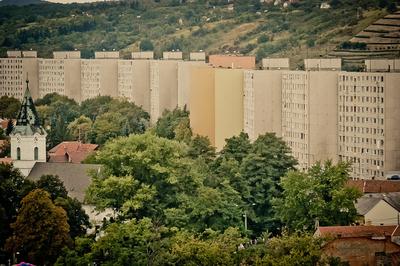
[
  {"xmin": 365, "ymin": 59, "xmax": 400, "ymax": 72},
  {"xmin": 132, "ymin": 51, "xmax": 154, "ymax": 60},
  {"xmin": 81, "ymin": 52, "xmax": 118, "ymax": 101},
  {"xmin": 262, "ymin": 58, "xmax": 290, "ymax": 70},
  {"xmin": 0, "ymin": 51, "xmax": 39, "ymax": 100},
  {"xmin": 190, "ymin": 67, "xmax": 244, "ymax": 150},
  {"xmin": 177, "ymin": 60, "xmax": 207, "ymax": 110},
  {"xmin": 281, "ymin": 71, "xmax": 338, "ymax": 170},
  {"xmin": 163, "ymin": 51, "xmax": 183, "ymax": 60},
  {"xmin": 150, "ymin": 60, "xmax": 180, "ymax": 123},
  {"xmin": 209, "ymin": 55, "xmax": 256, "ymax": 69},
  {"xmin": 304, "ymin": 58, "xmax": 341, "ymax": 71},
  {"xmin": 189, "ymin": 52, "xmax": 206, "ymax": 61},
  {"xmin": 38, "ymin": 51, "xmax": 81, "ymax": 102},
  {"xmin": 243, "ymin": 70, "xmax": 282, "ymax": 140},
  {"xmin": 117, "ymin": 59, "xmax": 151, "ymax": 112},
  {"xmin": 338, "ymin": 72, "xmax": 400, "ymax": 179}
]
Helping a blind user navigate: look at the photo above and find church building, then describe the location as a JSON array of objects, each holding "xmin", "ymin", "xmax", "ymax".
[{"xmin": 10, "ymin": 79, "xmax": 47, "ymax": 176}]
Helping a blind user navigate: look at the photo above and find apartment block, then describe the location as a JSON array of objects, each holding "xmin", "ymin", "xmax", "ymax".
[
  {"xmin": 117, "ymin": 59, "xmax": 151, "ymax": 112},
  {"xmin": 38, "ymin": 51, "xmax": 81, "ymax": 102},
  {"xmin": 190, "ymin": 67, "xmax": 244, "ymax": 150},
  {"xmin": 262, "ymin": 58, "xmax": 290, "ymax": 70},
  {"xmin": 209, "ymin": 55, "xmax": 256, "ymax": 69},
  {"xmin": 365, "ymin": 59, "xmax": 400, "ymax": 72},
  {"xmin": 81, "ymin": 52, "xmax": 118, "ymax": 101},
  {"xmin": 338, "ymin": 72, "xmax": 400, "ymax": 179},
  {"xmin": 177, "ymin": 60, "xmax": 207, "ymax": 110},
  {"xmin": 304, "ymin": 58, "xmax": 341, "ymax": 71},
  {"xmin": 243, "ymin": 70, "xmax": 282, "ymax": 140},
  {"xmin": 189, "ymin": 52, "xmax": 206, "ymax": 61},
  {"xmin": 0, "ymin": 51, "xmax": 39, "ymax": 100},
  {"xmin": 132, "ymin": 51, "xmax": 154, "ymax": 60},
  {"xmin": 163, "ymin": 51, "xmax": 183, "ymax": 60},
  {"xmin": 150, "ymin": 60, "xmax": 180, "ymax": 123},
  {"xmin": 281, "ymin": 71, "xmax": 338, "ymax": 170}
]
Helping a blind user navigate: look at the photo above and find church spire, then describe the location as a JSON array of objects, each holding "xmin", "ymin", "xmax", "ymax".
[{"xmin": 16, "ymin": 77, "xmax": 41, "ymax": 127}]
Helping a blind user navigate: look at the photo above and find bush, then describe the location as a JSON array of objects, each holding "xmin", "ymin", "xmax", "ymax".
[
  {"xmin": 257, "ymin": 34, "xmax": 269, "ymax": 44},
  {"xmin": 140, "ymin": 39, "xmax": 154, "ymax": 51}
]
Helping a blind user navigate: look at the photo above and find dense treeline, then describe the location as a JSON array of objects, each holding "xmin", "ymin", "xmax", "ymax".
[{"xmin": 0, "ymin": 93, "xmax": 362, "ymax": 264}]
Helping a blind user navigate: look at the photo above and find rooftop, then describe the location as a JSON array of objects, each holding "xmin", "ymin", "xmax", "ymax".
[
  {"xmin": 27, "ymin": 162, "xmax": 102, "ymax": 202},
  {"xmin": 48, "ymin": 141, "xmax": 98, "ymax": 164},
  {"xmin": 347, "ymin": 179, "xmax": 400, "ymax": 193},
  {"xmin": 315, "ymin": 225, "xmax": 400, "ymax": 238}
]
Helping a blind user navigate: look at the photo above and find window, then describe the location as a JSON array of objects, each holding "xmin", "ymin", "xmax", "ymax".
[
  {"xmin": 17, "ymin": 147, "xmax": 21, "ymax": 160},
  {"xmin": 34, "ymin": 147, "xmax": 38, "ymax": 160}
]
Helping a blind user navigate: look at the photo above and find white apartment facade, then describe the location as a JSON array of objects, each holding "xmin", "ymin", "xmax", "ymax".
[{"xmin": 338, "ymin": 72, "xmax": 400, "ymax": 179}]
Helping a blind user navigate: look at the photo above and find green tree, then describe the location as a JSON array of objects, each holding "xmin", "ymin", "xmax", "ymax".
[
  {"xmin": 154, "ymin": 107, "xmax": 191, "ymax": 140},
  {"xmin": 86, "ymin": 132, "xmax": 203, "ymax": 221},
  {"xmin": 0, "ymin": 164, "xmax": 34, "ymax": 262},
  {"xmin": 187, "ymin": 135, "xmax": 216, "ymax": 164},
  {"xmin": 36, "ymin": 174, "xmax": 68, "ymax": 200},
  {"xmin": 240, "ymin": 133, "xmax": 297, "ymax": 234},
  {"xmin": 90, "ymin": 218, "xmax": 171, "ymax": 265},
  {"xmin": 140, "ymin": 39, "xmax": 154, "ymax": 51},
  {"xmin": 274, "ymin": 161, "xmax": 361, "ymax": 232},
  {"xmin": 36, "ymin": 175, "xmax": 90, "ymax": 238},
  {"xmin": 55, "ymin": 197, "xmax": 90, "ymax": 239},
  {"xmin": 5, "ymin": 119, "xmax": 14, "ymax": 136},
  {"xmin": 0, "ymin": 96, "xmax": 21, "ymax": 119},
  {"xmin": 5, "ymin": 189, "xmax": 71, "ymax": 265},
  {"xmin": 80, "ymin": 96, "xmax": 113, "ymax": 121},
  {"xmin": 67, "ymin": 115, "xmax": 93, "ymax": 143}
]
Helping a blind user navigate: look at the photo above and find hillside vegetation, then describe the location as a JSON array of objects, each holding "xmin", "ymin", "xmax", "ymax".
[{"xmin": 0, "ymin": 0, "xmax": 396, "ymax": 66}]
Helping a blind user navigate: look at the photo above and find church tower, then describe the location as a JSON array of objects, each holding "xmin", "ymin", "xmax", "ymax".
[{"xmin": 10, "ymin": 79, "xmax": 47, "ymax": 176}]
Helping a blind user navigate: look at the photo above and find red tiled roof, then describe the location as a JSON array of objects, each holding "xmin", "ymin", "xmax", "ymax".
[
  {"xmin": 0, "ymin": 119, "xmax": 15, "ymax": 130},
  {"xmin": 316, "ymin": 225, "xmax": 398, "ymax": 238},
  {"xmin": 48, "ymin": 141, "xmax": 98, "ymax": 164},
  {"xmin": 0, "ymin": 157, "xmax": 13, "ymax": 164},
  {"xmin": 347, "ymin": 180, "xmax": 400, "ymax": 193}
]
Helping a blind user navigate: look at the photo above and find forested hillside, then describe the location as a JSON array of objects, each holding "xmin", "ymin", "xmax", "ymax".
[{"xmin": 0, "ymin": 0, "xmax": 396, "ymax": 66}]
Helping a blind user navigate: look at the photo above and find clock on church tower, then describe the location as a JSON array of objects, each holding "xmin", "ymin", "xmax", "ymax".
[{"xmin": 9, "ymin": 79, "xmax": 47, "ymax": 176}]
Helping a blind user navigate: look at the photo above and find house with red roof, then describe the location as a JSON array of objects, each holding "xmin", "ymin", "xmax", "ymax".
[
  {"xmin": 347, "ymin": 179, "xmax": 400, "ymax": 194},
  {"xmin": 48, "ymin": 141, "xmax": 98, "ymax": 164},
  {"xmin": 315, "ymin": 225, "xmax": 400, "ymax": 265}
]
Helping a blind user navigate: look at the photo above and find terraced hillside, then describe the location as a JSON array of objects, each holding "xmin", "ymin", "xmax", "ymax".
[{"xmin": 329, "ymin": 11, "xmax": 400, "ymax": 69}]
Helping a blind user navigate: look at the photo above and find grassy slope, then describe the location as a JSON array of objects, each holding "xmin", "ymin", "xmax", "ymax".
[{"xmin": 0, "ymin": 0, "xmax": 389, "ymax": 65}]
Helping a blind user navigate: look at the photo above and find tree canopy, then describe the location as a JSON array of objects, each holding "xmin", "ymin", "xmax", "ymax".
[
  {"xmin": 5, "ymin": 189, "xmax": 71, "ymax": 265},
  {"xmin": 274, "ymin": 160, "xmax": 362, "ymax": 232}
]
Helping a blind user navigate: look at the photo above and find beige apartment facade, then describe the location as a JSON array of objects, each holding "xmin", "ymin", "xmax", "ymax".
[
  {"xmin": 243, "ymin": 70, "xmax": 282, "ymax": 140},
  {"xmin": 190, "ymin": 67, "xmax": 244, "ymax": 150},
  {"xmin": 281, "ymin": 70, "xmax": 338, "ymax": 170},
  {"xmin": 118, "ymin": 59, "xmax": 151, "ymax": 112},
  {"xmin": 338, "ymin": 72, "xmax": 400, "ymax": 179},
  {"xmin": 38, "ymin": 52, "xmax": 81, "ymax": 102},
  {"xmin": 0, "ymin": 52, "xmax": 39, "ymax": 100},
  {"xmin": 150, "ymin": 60, "xmax": 180, "ymax": 123},
  {"xmin": 177, "ymin": 60, "xmax": 206, "ymax": 110},
  {"xmin": 81, "ymin": 52, "xmax": 118, "ymax": 101}
]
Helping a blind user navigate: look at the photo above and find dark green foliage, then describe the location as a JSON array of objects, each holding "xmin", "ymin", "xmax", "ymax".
[
  {"xmin": 154, "ymin": 107, "xmax": 190, "ymax": 140},
  {"xmin": 140, "ymin": 39, "xmax": 154, "ymax": 51},
  {"xmin": 5, "ymin": 120, "xmax": 14, "ymax": 136},
  {"xmin": 0, "ymin": 164, "xmax": 35, "ymax": 262},
  {"xmin": 0, "ymin": 96, "xmax": 20, "ymax": 119},
  {"xmin": 339, "ymin": 41, "xmax": 367, "ymax": 50},
  {"xmin": 35, "ymin": 174, "xmax": 68, "ymax": 201},
  {"xmin": 274, "ymin": 161, "xmax": 362, "ymax": 232}
]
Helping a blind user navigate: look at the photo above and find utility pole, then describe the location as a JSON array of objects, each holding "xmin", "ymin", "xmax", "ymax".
[{"xmin": 244, "ymin": 211, "xmax": 248, "ymax": 232}]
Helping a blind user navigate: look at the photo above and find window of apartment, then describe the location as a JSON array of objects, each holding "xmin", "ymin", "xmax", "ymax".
[{"xmin": 17, "ymin": 147, "xmax": 21, "ymax": 160}]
